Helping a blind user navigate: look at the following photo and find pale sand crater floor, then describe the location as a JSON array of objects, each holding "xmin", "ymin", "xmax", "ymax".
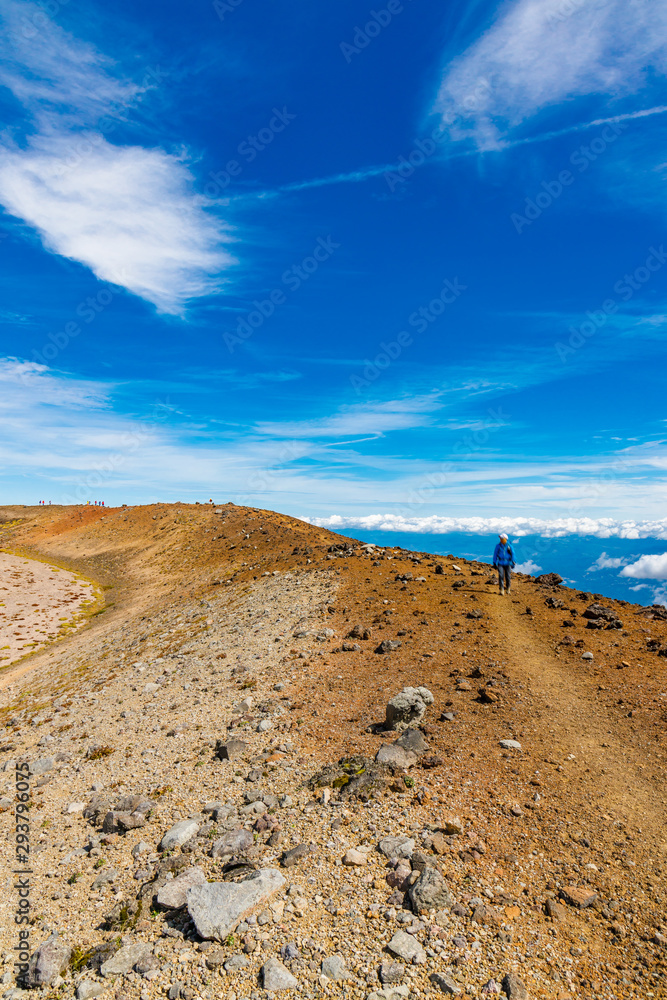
[{"xmin": 0, "ymin": 553, "xmax": 96, "ymax": 665}]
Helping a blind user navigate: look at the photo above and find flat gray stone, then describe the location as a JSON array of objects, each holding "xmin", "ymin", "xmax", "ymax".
[
  {"xmin": 29, "ymin": 757, "xmax": 54, "ymax": 775},
  {"xmin": 261, "ymin": 957, "xmax": 298, "ymax": 990},
  {"xmin": 101, "ymin": 942, "xmax": 152, "ymax": 977},
  {"xmin": 367, "ymin": 989, "xmax": 410, "ymax": 1000},
  {"xmin": 157, "ymin": 866, "xmax": 207, "ymax": 908},
  {"xmin": 25, "ymin": 934, "xmax": 71, "ymax": 987},
  {"xmin": 159, "ymin": 819, "xmax": 200, "ymax": 851},
  {"xmin": 210, "ymin": 828, "xmax": 253, "ymax": 858},
  {"xmin": 430, "ymin": 972, "xmax": 462, "ymax": 994},
  {"xmin": 187, "ymin": 869, "xmax": 286, "ymax": 941},
  {"xmin": 224, "ymin": 954, "xmax": 250, "ymax": 971},
  {"xmin": 76, "ymin": 982, "xmax": 107, "ymax": 1000},
  {"xmin": 501, "ymin": 972, "xmax": 529, "ymax": 999},
  {"xmin": 375, "ymin": 744, "xmax": 418, "ymax": 768},
  {"xmin": 408, "ymin": 867, "xmax": 453, "ymax": 913},
  {"xmin": 378, "ymin": 836, "xmax": 415, "ymax": 860},
  {"xmin": 387, "ymin": 930, "xmax": 427, "ymax": 964},
  {"xmin": 379, "ymin": 960, "xmax": 404, "ymax": 984},
  {"xmin": 321, "ymin": 955, "xmax": 348, "ymax": 980},
  {"xmin": 499, "ymin": 739, "xmax": 522, "ymax": 750},
  {"xmin": 281, "ymin": 843, "xmax": 310, "ymax": 867},
  {"xmin": 394, "ymin": 728, "xmax": 429, "ymax": 756}
]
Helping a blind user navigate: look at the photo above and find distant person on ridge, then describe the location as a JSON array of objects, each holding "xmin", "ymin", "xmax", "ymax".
[{"xmin": 493, "ymin": 533, "xmax": 515, "ymax": 595}]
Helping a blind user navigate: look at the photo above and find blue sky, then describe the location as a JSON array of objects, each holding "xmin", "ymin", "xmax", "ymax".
[{"xmin": 1, "ymin": 0, "xmax": 667, "ymax": 549}]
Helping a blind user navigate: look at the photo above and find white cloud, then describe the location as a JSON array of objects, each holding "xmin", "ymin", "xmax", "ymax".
[
  {"xmin": 304, "ymin": 513, "xmax": 667, "ymax": 540},
  {"xmin": 620, "ymin": 553, "xmax": 667, "ymax": 580},
  {"xmin": 587, "ymin": 551, "xmax": 630, "ymax": 571},
  {"xmin": 435, "ymin": 0, "xmax": 667, "ymax": 150},
  {"xmin": 256, "ymin": 395, "xmax": 441, "ymax": 439},
  {"xmin": 514, "ymin": 559, "xmax": 542, "ymax": 574},
  {"xmin": 0, "ymin": 0, "xmax": 234, "ymax": 313},
  {"xmin": 0, "ymin": 138, "xmax": 234, "ymax": 313}
]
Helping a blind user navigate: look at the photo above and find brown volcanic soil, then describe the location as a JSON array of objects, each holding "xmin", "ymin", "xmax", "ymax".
[{"xmin": 0, "ymin": 502, "xmax": 666, "ymax": 1000}]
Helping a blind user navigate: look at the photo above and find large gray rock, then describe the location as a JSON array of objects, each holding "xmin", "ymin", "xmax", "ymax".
[
  {"xmin": 210, "ymin": 828, "xmax": 253, "ymax": 857},
  {"xmin": 501, "ymin": 972, "xmax": 529, "ymax": 999},
  {"xmin": 261, "ymin": 957, "xmax": 298, "ymax": 990},
  {"xmin": 379, "ymin": 961, "xmax": 404, "ymax": 984},
  {"xmin": 159, "ymin": 819, "xmax": 200, "ymax": 851},
  {"xmin": 408, "ymin": 866, "xmax": 453, "ymax": 913},
  {"xmin": 29, "ymin": 757, "xmax": 55, "ymax": 775},
  {"xmin": 375, "ymin": 745, "xmax": 418, "ymax": 769},
  {"xmin": 76, "ymin": 982, "xmax": 107, "ymax": 1000},
  {"xmin": 387, "ymin": 930, "xmax": 426, "ymax": 964},
  {"xmin": 321, "ymin": 955, "xmax": 349, "ymax": 981},
  {"xmin": 430, "ymin": 973, "xmax": 462, "ymax": 995},
  {"xmin": 385, "ymin": 687, "xmax": 434, "ymax": 731},
  {"xmin": 394, "ymin": 728, "xmax": 429, "ymax": 756},
  {"xmin": 378, "ymin": 836, "xmax": 415, "ymax": 860},
  {"xmin": 100, "ymin": 942, "xmax": 152, "ymax": 977},
  {"xmin": 187, "ymin": 869, "xmax": 286, "ymax": 941},
  {"xmin": 156, "ymin": 866, "xmax": 207, "ymax": 908},
  {"xmin": 24, "ymin": 934, "xmax": 71, "ymax": 987}
]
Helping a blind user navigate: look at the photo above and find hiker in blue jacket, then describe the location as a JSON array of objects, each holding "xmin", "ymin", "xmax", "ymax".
[{"xmin": 493, "ymin": 533, "xmax": 515, "ymax": 595}]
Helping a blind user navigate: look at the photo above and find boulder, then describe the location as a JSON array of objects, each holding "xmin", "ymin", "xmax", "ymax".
[
  {"xmin": 100, "ymin": 942, "xmax": 152, "ymax": 977},
  {"xmin": 431, "ymin": 973, "xmax": 462, "ymax": 995},
  {"xmin": 159, "ymin": 819, "xmax": 200, "ymax": 851},
  {"xmin": 76, "ymin": 981, "xmax": 107, "ymax": 999},
  {"xmin": 156, "ymin": 866, "xmax": 207, "ymax": 909},
  {"xmin": 378, "ymin": 836, "xmax": 415, "ymax": 859},
  {"xmin": 321, "ymin": 955, "xmax": 348, "ymax": 981},
  {"xmin": 375, "ymin": 639, "xmax": 403, "ymax": 654},
  {"xmin": 186, "ymin": 869, "xmax": 286, "ymax": 941},
  {"xmin": 387, "ymin": 930, "xmax": 426, "ymax": 964},
  {"xmin": 408, "ymin": 866, "xmax": 453, "ymax": 913},
  {"xmin": 375, "ymin": 745, "xmax": 418, "ymax": 769},
  {"xmin": 24, "ymin": 934, "xmax": 71, "ymax": 987},
  {"xmin": 210, "ymin": 828, "xmax": 253, "ymax": 858},
  {"xmin": 261, "ymin": 957, "xmax": 298, "ymax": 990},
  {"xmin": 501, "ymin": 972, "xmax": 529, "ymax": 999},
  {"xmin": 385, "ymin": 686, "xmax": 434, "ymax": 731},
  {"xmin": 394, "ymin": 728, "xmax": 429, "ymax": 756}
]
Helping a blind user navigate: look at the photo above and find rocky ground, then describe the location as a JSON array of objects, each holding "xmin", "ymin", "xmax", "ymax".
[{"xmin": 0, "ymin": 503, "xmax": 666, "ymax": 1000}]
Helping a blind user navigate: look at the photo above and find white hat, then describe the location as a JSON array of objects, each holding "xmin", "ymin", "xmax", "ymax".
[{"xmin": 499, "ymin": 533, "xmax": 508, "ymax": 540}]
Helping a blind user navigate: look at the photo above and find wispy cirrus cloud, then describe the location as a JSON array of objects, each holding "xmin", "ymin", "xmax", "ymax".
[
  {"xmin": 434, "ymin": 0, "xmax": 667, "ymax": 150},
  {"xmin": 0, "ymin": 0, "xmax": 234, "ymax": 314}
]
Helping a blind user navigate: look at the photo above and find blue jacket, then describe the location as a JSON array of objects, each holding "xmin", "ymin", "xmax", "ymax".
[{"xmin": 493, "ymin": 541, "xmax": 515, "ymax": 567}]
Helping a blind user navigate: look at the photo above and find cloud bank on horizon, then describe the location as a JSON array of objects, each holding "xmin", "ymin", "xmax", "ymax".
[{"xmin": 305, "ymin": 513, "xmax": 667, "ymax": 541}]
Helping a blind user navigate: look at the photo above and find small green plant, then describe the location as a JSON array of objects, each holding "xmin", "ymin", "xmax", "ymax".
[
  {"xmin": 224, "ymin": 933, "xmax": 235, "ymax": 947},
  {"xmin": 67, "ymin": 872, "xmax": 81, "ymax": 884},
  {"xmin": 93, "ymin": 858, "xmax": 106, "ymax": 869},
  {"xmin": 404, "ymin": 776, "xmax": 415, "ymax": 789}
]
